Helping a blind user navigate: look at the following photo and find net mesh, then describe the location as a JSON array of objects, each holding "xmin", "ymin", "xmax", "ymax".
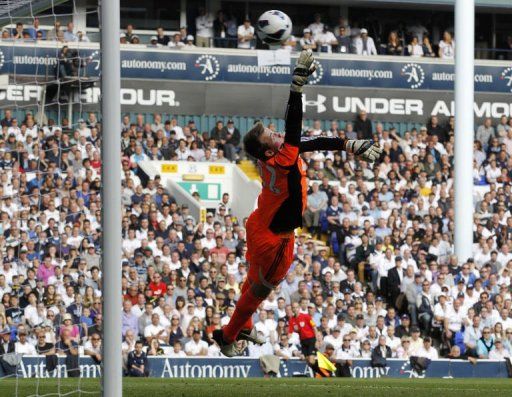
[{"xmin": 0, "ymin": 0, "xmax": 102, "ymax": 395}]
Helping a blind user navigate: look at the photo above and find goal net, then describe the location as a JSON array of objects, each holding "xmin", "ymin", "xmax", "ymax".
[{"xmin": 0, "ymin": 0, "xmax": 102, "ymax": 395}]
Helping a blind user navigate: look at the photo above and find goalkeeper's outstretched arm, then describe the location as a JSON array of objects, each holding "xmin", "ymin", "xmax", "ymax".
[
  {"xmin": 299, "ymin": 136, "xmax": 383, "ymax": 162},
  {"xmin": 283, "ymin": 50, "xmax": 316, "ymax": 148}
]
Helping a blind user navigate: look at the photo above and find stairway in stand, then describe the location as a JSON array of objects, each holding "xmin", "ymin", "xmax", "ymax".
[{"xmin": 238, "ymin": 160, "xmax": 260, "ymax": 181}]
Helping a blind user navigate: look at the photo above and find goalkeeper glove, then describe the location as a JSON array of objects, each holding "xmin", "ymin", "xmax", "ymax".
[
  {"xmin": 291, "ymin": 50, "xmax": 316, "ymax": 93},
  {"xmin": 345, "ymin": 140, "xmax": 383, "ymax": 162}
]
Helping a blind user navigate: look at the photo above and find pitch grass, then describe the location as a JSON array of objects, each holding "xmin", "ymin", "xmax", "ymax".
[{"xmin": 0, "ymin": 378, "xmax": 511, "ymax": 397}]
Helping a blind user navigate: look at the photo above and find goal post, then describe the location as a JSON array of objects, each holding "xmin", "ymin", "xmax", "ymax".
[{"xmin": 100, "ymin": 0, "xmax": 122, "ymax": 396}]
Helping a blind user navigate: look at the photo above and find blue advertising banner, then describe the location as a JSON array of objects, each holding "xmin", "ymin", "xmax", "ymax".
[
  {"xmin": 3, "ymin": 356, "xmax": 509, "ymax": 379},
  {"xmin": 0, "ymin": 44, "xmax": 511, "ymax": 93}
]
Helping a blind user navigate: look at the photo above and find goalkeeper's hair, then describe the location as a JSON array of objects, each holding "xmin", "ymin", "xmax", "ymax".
[{"xmin": 243, "ymin": 122, "xmax": 267, "ymax": 160}]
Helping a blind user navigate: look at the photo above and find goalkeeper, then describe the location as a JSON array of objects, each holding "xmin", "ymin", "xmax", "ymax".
[{"xmin": 213, "ymin": 50, "xmax": 382, "ymax": 356}]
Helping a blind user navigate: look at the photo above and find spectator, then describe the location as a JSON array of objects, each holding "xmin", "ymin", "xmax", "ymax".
[
  {"xmin": 438, "ymin": 31, "xmax": 455, "ymax": 59},
  {"xmin": 371, "ymin": 335, "xmax": 392, "ymax": 366},
  {"xmin": 15, "ymin": 327, "xmax": 36, "ymax": 355},
  {"xmin": 315, "ymin": 26, "xmax": 338, "ymax": 54},
  {"xmin": 476, "ymin": 118, "xmax": 495, "ymax": 150},
  {"xmin": 168, "ymin": 341, "xmax": 187, "ymax": 357},
  {"xmin": 336, "ymin": 27, "xmax": 352, "ymax": 54},
  {"xmin": 185, "ymin": 35, "xmax": 196, "ymax": 48},
  {"xmin": 353, "ymin": 110, "xmax": 373, "ymax": 140},
  {"xmin": 237, "ymin": 19, "xmax": 254, "ymax": 49},
  {"xmin": 196, "ymin": 7, "xmax": 214, "ymax": 47},
  {"xmin": 353, "ymin": 28, "xmax": 377, "ymax": 56},
  {"xmin": 184, "ymin": 329, "xmax": 208, "ymax": 356},
  {"xmin": 11, "ymin": 22, "xmax": 24, "ymax": 40},
  {"xmin": 422, "ymin": 37, "xmax": 435, "ymax": 57},
  {"xmin": 415, "ymin": 336, "xmax": 439, "ymax": 359},
  {"xmin": 489, "ymin": 339, "xmax": 510, "ymax": 360},
  {"xmin": 407, "ymin": 36, "xmax": 424, "ymax": 57},
  {"xmin": 427, "ymin": 116, "xmax": 448, "ymax": 143},
  {"xmin": 84, "ymin": 333, "xmax": 102, "ymax": 363},
  {"xmin": 213, "ymin": 10, "xmax": 228, "ymax": 47},
  {"xmin": 155, "ymin": 27, "xmax": 169, "ymax": 46},
  {"xmin": 300, "ymin": 29, "xmax": 317, "ymax": 51},
  {"xmin": 63, "ymin": 22, "xmax": 77, "ymax": 42},
  {"xmin": 125, "ymin": 24, "xmax": 135, "ymax": 42},
  {"xmin": 386, "ymin": 31, "xmax": 403, "ymax": 55},
  {"xmin": 308, "ymin": 14, "xmax": 324, "ymax": 37},
  {"xmin": 27, "ymin": 18, "xmax": 44, "ymax": 40},
  {"xmin": 56, "ymin": 328, "xmax": 79, "ymax": 377},
  {"xmin": 127, "ymin": 341, "xmax": 148, "ymax": 377},
  {"xmin": 476, "ymin": 327, "xmax": 495, "ymax": 358},
  {"xmin": 168, "ymin": 33, "xmax": 185, "ymax": 49},
  {"xmin": 303, "ymin": 183, "xmax": 328, "ymax": 238}
]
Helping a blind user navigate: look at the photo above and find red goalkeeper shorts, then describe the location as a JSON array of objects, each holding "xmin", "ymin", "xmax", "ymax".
[{"xmin": 245, "ymin": 213, "xmax": 295, "ymax": 286}]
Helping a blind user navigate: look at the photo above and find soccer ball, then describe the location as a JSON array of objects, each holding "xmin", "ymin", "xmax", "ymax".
[{"xmin": 256, "ymin": 10, "xmax": 292, "ymax": 45}]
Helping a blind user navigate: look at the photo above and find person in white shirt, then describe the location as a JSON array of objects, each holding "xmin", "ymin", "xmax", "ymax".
[
  {"xmin": 438, "ymin": 31, "xmax": 455, "ymax": 59},
  {"xmin": 497, "ymin": 308, "xmax": 512, "ymax": 330},
  {"xmin": 324, "ymin": 327, "xmax": 344, "ymax": 350},
  {"xmin": 386, "ymin": 326, "xmax": 401, "ymax": 355},
  {"xmin": 274, "ymin": 334, "xmax": 300, "ymax": 359},
  {"xmin": 353, "ymin": 28, "xmax": 377, "ymax": 56},
  {"xmin": 84, "ymin": 333, "xmax": 102, "ymax": 363},
  {"xmin": 489, "ymin": 339, "xmax": 510, "ymax": 360},
  {"xmin": 168, "ymin": 33, "xmax": 185, "ymax": 49},
  {"xmin": 415, "ymin": 337, "xmax": 439, "ymax": 360},
  {"xmin": 184, "ymin": 330, "xmax": 208, "ymax": 356},
  {"xmin": 237, "ymin": 19, "xmax": 254, "ymax": 49},
  {"xmin": 168, "ymin": 341, "xmax": 187, "ymax": 358},
  {"xmin": 184, "ymin": 35, "xmax": 196, "ymax": 48},
  {"xmin": 15, "ymin": 330, "xmax": 36, "ymax": 355},
  {"xmin": 195, "ymin": 7, "xmax": 213, "ymax": 47},
  {"xmin": 315, "ymin": 26, "xmax": 337, "ymax": 53},
  {"xmin": 144, "ymin": 314, "xmax": 167, "ymax": 344},
  {"xmin": 407, "ymin": 36, "xmax": 424, "ymax": 57},
  {"xmin": 299, "ymin": 29, "xmax": 316, "ymax": 51},
  {"xmin": 308, "ymin": 14, "xmax": 324, "ymax": 37}
]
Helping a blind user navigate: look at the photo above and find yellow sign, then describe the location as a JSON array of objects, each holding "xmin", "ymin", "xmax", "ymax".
[
  {"xmin": 209, "ymin": 165, "xmax": 225, "ymax": 175},
  {"xmin": 161, "ymin": 163, "xmax": 178, "ymax": 173}
]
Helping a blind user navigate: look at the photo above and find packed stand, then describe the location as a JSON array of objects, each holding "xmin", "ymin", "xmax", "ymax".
[{"xmin": 0, "ymin": 108, "xmax": 511, "ymax": 378}]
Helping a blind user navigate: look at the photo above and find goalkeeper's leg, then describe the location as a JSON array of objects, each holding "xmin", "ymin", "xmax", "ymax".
[{"xmin": 214, "ymin": 233, "xmax": 294, "ymax": 353}]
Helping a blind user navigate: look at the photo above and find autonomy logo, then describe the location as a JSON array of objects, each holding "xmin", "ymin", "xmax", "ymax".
[
  {"xmin": 0, "ymin": 49, "xmax": 5, "ymax": 71},
  {"xmin": 303, "ymin": 94, "xmax": 326, "ymax": 113},
  {"xmin": 89, "ymin": 50, "xmax": 100, "ymax": 70},
  {"xmin": 194, "ymin": 54, "xmax": 220, "ymax": 81},
  {"xmin": 308, "ymin": 60, "xmax": 324, "ymax": 85},
  {"xmin": 401, "ymin": 63, "xmax": 425, "ymax": 89},
  {"xmin": 399, "ymin": 361, "xmax": 426, "ymax": 378},
  {"xmin": 500, "ymin": 67, "xmax": 512, "ymax": 91}
]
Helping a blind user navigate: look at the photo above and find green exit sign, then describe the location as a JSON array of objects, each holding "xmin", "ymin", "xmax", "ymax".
[{"xmin": 178, "ymin": 182, "xmax": 221, "ymax": 201}]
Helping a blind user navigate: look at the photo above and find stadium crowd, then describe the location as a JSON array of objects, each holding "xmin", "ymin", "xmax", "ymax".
[
  {"xmin": 0, "ymin": 13, "xmax": 467, "ymax": 59},
  {"xmin": 0, "ymin": 105, "xmax": 511, "ymax": 377}
]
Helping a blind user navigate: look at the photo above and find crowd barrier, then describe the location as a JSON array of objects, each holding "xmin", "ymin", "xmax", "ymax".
[{"xmin": 2, "ymin": 356, "xmax": 509, "ymax": 379}]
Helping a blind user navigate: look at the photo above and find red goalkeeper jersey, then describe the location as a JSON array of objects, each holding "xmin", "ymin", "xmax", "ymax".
[{"xmin": 253, "ymin": 142, "xmax": 307, "ymax": 234}]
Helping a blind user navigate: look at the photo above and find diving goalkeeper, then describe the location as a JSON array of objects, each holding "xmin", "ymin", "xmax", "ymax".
[{"xmin": 213, "ymin": 50, "xmax": 382, "ymax": 356}]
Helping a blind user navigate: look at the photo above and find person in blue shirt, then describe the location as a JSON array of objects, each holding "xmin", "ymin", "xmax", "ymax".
[{"xmin": 127, "ymin": 341, "xmax": 148, "ymax": 377}]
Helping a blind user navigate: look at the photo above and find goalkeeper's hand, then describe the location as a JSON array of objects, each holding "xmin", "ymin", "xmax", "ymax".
[
  {"xmin": 291, "ymin": 50, "xmax": 316, "ymax": 92},
  {"xmin": 345, "ymin": 140, "xmax": 383, "ymax": 162}
]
